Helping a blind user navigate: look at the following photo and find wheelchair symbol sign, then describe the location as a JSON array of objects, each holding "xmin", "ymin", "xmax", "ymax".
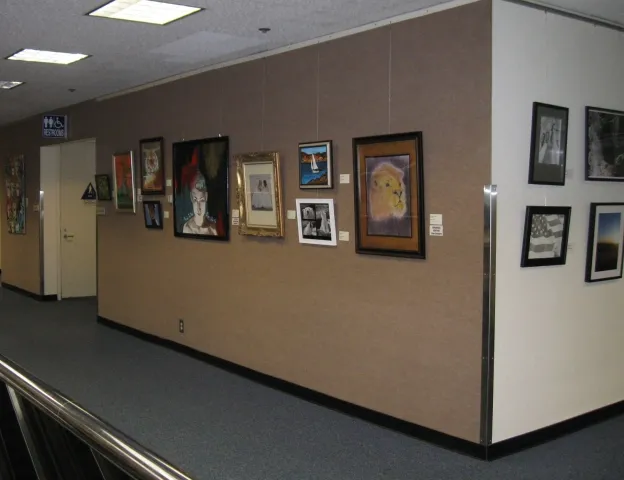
[{"xmin": 42, "ymin": 115, "xmax": 67, "ymax": 139}]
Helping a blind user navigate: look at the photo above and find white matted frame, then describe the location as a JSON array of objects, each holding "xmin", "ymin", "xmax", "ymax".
[
  {"xmin": 296, "ymin": 198, "xmax": 337, "ymax": 246},
  {"xmin": 236, "ymin": 151, "xmax": 284, "ymax": 237}
]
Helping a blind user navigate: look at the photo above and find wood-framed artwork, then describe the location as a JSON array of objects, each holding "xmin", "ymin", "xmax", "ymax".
[
  {"xmin": 586, "ymin": 107, "xmax": 624, "ymax": 181},
  {"xmin": 296, "ymin": 198, "xmax": 337, "ymax": 246},
  {"xmin": 352, "ymin": 132, "xmax": 425, "ymax": 258},
  {"xmin": 299, "ymin": 140, "xmax": 333, "ymax": 189},
  {"xmin": 585, "ymin": 203, "xmax": 624, "ymax": 282},
  {"xmin": 142, "ymin": 200, "xmax": 163, "ymax": 230},
  {"xmin": 235, "ymin": 151, "xmax": 284, "ymax": 237},
  {"xmin": 94, "ymin": 174, "xmax": 112, "ymax": 201},
  {"xmin": 139, "ymin": 137, "xmax": 166, "ymax": 195},
  {"xmin": 4, "ymin": 154, "xmax": 26, "ymax": 234},
  {"xmin": 172, "ymin": 136, "xmax": 229, "ymax": 241},
  {"xmin": 112, "ymin": 151, "xmax": 136, "ymax": 213},
  {"xmin": 528, "ymin": 102, "xmax": 569, "ymax": 185},
  {"xmin": 520, "ymin": 206, "xmax": 571, "ymax": 267}
]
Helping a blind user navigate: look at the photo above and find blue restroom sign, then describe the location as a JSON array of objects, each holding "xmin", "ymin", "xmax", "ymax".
[{"xmin": 42, "ymin": 115, "xmax": 68, "ymax": 139}]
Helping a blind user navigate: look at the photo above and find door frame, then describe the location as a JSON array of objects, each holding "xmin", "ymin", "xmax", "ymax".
[{"xmin": 39, "ymin": 138, "xmax": 97, "ymax": 300}]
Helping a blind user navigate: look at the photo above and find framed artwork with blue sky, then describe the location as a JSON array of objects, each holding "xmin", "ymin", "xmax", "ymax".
[{"xmin": 298, "ymin": 140, "xmax": 333, "ymax": 189}]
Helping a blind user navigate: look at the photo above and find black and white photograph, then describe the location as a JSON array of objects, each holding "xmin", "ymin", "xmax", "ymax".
[
  {"xmin": 586, "ymin": 107, "xmax": 624, "ymax": 181},
  {"xmin": 528, "ymin": 102, "xmax": 569, "ymax": 185},
  {"xmin": 520, "ymin": 206, "xmax": 571, "ymax": 267},
  {"xmin": 296, "ymin": 198, "xmax": 337, "ymax": 246},
  {"xmin": 250, "ymin": 174, "xmax": 273, "ymax": 211}
]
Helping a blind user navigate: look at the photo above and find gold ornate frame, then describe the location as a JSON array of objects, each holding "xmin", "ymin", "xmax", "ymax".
[{"xmin": 235, "ymin": 151, "xmax": 284, "ymax": 237}]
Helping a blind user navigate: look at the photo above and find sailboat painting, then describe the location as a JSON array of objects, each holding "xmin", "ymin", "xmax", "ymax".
[{"xmin": 299, "ymin": 140, "xmax": 333, "ymax": 189}]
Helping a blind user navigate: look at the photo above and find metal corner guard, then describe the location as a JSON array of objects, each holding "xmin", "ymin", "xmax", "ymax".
[
  {"xmin": 0, "ymin": 354, "xmax": 194, "ymax": 480},
  {"xmin": 480, "ymin": 185, "xmax": 497, "ymax": 446}
]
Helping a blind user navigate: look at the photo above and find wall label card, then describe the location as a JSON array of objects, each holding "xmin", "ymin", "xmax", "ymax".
[
  {"xmin": 429, "ymin": 214, "xmax": 443, "ymax": 225},
  {"xmin": 232, "ymin": 217, "xmax": 240, "ymax": 226},
  {"xmin": 287, "ymin": 210, "xmax": 297, "ymax": 220},
  {"xmin": 339, "ymin": 174, "xmax": 350, "ymax": 184},
  {"xmin": 429, "ymin": 225, "xmax": 443, "ymax": 236},
  {"xmin": 339, "ymin": 231, "xmax": 350, "ymax": 242},
  {"xmin": 166, "ymin": 179, "xmax": 172, "ymax": 187},
  {"xmin": 96, "ymin": 207, "xmax": 106, "ymax": 216},
  {"xmin": 163, "ymin": 211, "xmax": 169, "ymax": 219},
  {"xmin": 231, "ymin": 209, "xmax": 240, "ymax": 219}
]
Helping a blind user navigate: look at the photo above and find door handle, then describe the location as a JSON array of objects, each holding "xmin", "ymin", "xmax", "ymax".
[{"xmin": 63, "ymin": 233, "xmax": 75, "ymax": 240}]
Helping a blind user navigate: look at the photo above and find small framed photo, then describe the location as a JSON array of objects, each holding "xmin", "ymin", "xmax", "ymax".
[
  {"xmin": 528, "ymin": 102, "xmax": 569, "ymax": 185},
  {"xmin": 353, "ymin": 132, "xmax": 425, "ymax": 258},
  {"xmin": 296, "ymin": 199, "xmax": 337, "ymax": 246},
  {"xmin": 236, "ymin": 151, "xmax": 284, "ymax": 237},
  {"xmin": 585, "ymin": 203, "xmax": 624, "ymax": 282},
  {"xmin": 586, "ymin": 107, "xmax": 624, "ymax": 181},
  {"xmin": 299, "ymin": 140, "xmax": 333, "ymax": 189},
  {"xmin": 143, "ymin": 201, "xmax": 163, "ymax": 230},
  {"xmin": 521, "ymin": 206, "xmax": 571, "ymax": 267},
  {"xmin": 94, "ymin": 174, "xmax": 112, "ymax": 201},
  {"xmin": 139, "ymin": 137, "xmax": 166, "ymax": 195},
  {"xmin": 112, "ymin": 151, "xmax": 136, "ymax": 213}
]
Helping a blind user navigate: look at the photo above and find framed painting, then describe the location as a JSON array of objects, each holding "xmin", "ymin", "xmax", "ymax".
[
  {"xmin": 94, "ymin": 174, "xmax": 112, "ymax": 201},
  {"xmin": 352, "ymin": 132, "xmax": 426, "ymax": 258},
  {"xmin": 112, "ymin": 151, "xmax": 136, "ymax": 213},
  {"xmin": 235, "ymin": 151, "xmax": 284, "ymax": 237},
  {"xmin": 585, "ymin": 203, "xmax": 624, "ymax": 282},
  {"xmin": 4, "ymin": 154, "xmax": 26, "ymax": 234},
  {"xmin": 296, "ymin": 199, "xmax": 337, "ymax": 246},
  {"xmin": 299, "ymin": 140, "xmax": 333, "ymax": 189},
  {"xmin": 528, "ymin": 102, "xmax": 569, "ymax": 185},
  {"xmin": 520, "ymin": 206, "xmax": 571, "ymax": 267},
  {"xmin": 143, "ymin": 200, "xmax": 163, "ymax": 230},
  {"xmin": 172, "ymin": 136, "xmax": 229, "ymax": 241},
  {"xmin": 139, "ymin": 137, "xmax": 166, "ymax": 195},
  {"xmin": 586, "ymin": 107, "xmax": 624, "ymax": 181}
]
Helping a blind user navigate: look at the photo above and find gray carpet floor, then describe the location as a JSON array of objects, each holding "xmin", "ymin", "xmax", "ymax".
[{"xmin": 0, "ymin": 286, "xmax": 622, "ymax": 480}]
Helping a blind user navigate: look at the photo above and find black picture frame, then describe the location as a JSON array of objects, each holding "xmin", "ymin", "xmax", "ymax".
[
  {"xmin": 94, "ymin": 174, "xmax": 112, "ymax": 201},
  {"xmin": 585, "ymin": 202, "xmax": 624, "ymax": 282},
  {"xmin": 139, "ymin": 136, "xmax": 166, "ymax": 196},
  {"xmin": 520, "ymin": 206, "xmax": 571, "ymax": 267},
  {"xmin": 585, "ymin": 107, "xmax": 624, "ymax": 182},
  {"xmin": 528, "ymin": 102, "xmax": 569, "ymax": 186},
  {"xmin": 352, "ymin": 131, "xmax": 426, "ymax": 259},
  {"xmin": 142, "ymin": 200, "xmax": 163, "ymax": 230},
  {"xmin": 298, "ymin": 140, "xmax": 333, "ymax": 189},
  {"xmin": 172, "ymin": 136, "xmax": 229, "ymax": 242}
]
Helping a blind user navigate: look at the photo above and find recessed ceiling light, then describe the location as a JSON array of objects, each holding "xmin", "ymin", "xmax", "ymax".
[
  {"xmin": 88, "ymin": 0, "xmax": 202, "ymax": 25},
  {"xmin": 7, "ymin": 49, "xmax": 89, "ymax": 65},
  {"xmin": 0, "ymin": 81, "xmax": 24, "ymax": 90}
]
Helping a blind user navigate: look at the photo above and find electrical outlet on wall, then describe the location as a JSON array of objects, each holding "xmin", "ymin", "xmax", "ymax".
[{"xmin": 179, "ymin": 319, "xmax": 185, "ymax": 334}]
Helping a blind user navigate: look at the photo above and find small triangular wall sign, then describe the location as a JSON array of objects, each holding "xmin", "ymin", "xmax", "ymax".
[{"xmin": 81, "ymin": 182, "xmax": 97, "ymax": 200}]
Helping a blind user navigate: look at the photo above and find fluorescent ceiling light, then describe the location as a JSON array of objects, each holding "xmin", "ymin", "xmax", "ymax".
[
  {"xmin": 0, "ymin": 81, "xmax": 24, "ymax": 90},
  {"xmin": 89, "ymin": 0, "xmax": 202, "ymax": 25},
  {"xmin": 7, "ymin": 49, "xmax": 89, "ymax": 65}
]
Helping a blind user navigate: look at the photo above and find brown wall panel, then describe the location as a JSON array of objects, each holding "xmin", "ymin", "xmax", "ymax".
[{"xmin": 0, "ymin": 1, "xmax": 491, "ymax": 442}]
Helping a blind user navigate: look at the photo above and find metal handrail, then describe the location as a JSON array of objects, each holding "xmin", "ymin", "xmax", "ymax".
[{"xmin": 0, "ymin": 353, "xmax": 194, "ymax": 480}]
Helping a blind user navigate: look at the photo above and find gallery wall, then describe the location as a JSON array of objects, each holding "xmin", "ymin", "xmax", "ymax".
[
  {"xmin": 491, "ymin": 0, "xmax": 624, "ymax": 442},
  {"xmin": 0, "ymin": 1, "xmax": 491, "ymax": 441}
]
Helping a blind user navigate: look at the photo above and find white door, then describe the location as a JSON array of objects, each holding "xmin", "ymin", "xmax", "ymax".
[{"xmin": 59, "ymin": 140, "xmax": 97, "ymax": 298}]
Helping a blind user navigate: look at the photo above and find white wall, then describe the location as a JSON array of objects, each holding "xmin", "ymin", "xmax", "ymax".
[{"xmin": 492, "ymin": 0, "xmax": 624, "ymax": 442}]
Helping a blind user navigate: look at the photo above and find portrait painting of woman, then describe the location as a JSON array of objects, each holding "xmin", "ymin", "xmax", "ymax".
[{"xmin": 172, "ymin": 136, "xmax": 229, "ymax": 241}]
